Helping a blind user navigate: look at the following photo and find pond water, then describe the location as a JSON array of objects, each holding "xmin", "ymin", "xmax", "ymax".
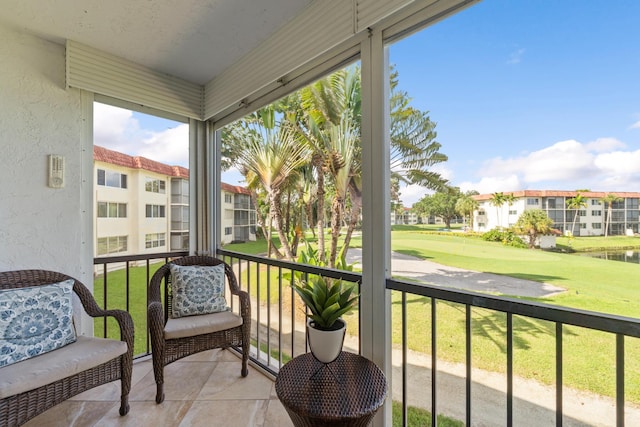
[{"xmin": 577, "ymin": 249, "xmax": 640, "ymax": 264}]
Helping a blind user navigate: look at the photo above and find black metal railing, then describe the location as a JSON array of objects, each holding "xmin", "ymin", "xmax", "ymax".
[
  {"xmin": 92, "ymin": 250, "xmax": 639, "ymax": 426},
  {"xmin": 93, "ymin": 251, "xmax": 188, "ymax": 356},
  {"xmin": 217, "ymin": 248, "xmax": 362, "ymax": 376},
  {"xmin": 387, "ymin": 278, "xmax": 640, "ymax": 427}
]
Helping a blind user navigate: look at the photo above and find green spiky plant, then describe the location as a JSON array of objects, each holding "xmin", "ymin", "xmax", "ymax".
[{"xmin": 292, "ymin": 275, "xmax": 359, "ymax": 331}]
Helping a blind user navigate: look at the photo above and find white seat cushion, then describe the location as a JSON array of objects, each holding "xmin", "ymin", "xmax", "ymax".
[
  {"xmin": 164, "ymin": 310, "xmax": 243, "ymax": 340},
  {"xmin": 0, "ymin": 335, "xmax": 127, "ymax": 399}
]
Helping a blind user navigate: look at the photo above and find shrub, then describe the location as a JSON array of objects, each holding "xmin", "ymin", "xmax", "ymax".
[{"xmin": 481, "ymin": 229, "xmax": 527, "ymax": 248}]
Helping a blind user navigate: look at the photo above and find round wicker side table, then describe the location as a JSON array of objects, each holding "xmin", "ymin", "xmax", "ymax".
[{"xmin": 275, "ymin": 351, "xmax": 387, "ymax": 427}]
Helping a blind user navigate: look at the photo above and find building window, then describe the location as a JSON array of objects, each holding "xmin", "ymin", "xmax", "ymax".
[
  {"xmin": 224, "ymin": 193, "xmax": 232, "ymax": 203},
  {"xmin": 592, "ymin": 223, "xmax": 602, "ymax": 229},
  {"xmin": 527, "ymin": 198, "xmax": 539, "ymax": 205},
  {"xmin": 591, "ymin": 199, "xmax": 601, "ymax": 206},
  {"xmin": 145, "ymin": 178, "xmax": 166, "ymax": 194},
  {"xmin": 627, "ymin": 210, "xmax": 639, "ymax": 221},
  {"xmin": 478, "ymin": 210, "xmax": 486, "ymax": 216},
  {"xmin": 171, "ymin": 179, "xmax": 189, "ymax": 204},
  {"xmin": 97, "ymin": 235, "xmax": 128, "ymax": 255},
  {"xmin": 627, "ymin": 198, "xmax": 639, "ymax": 209},
  {"xmin": 478, "ymin": 222, "xmax": 486, "ymax": 228},
  {"xmin": 97, "ymin": 169, "xmax": 127, "ymax": 189},
  {"xmin": 145, "ymin": 233, "xmax": 166, "ymax": 249},
  {"xmin": 97, "ymin": 202, "xmax": 127, "ymax": 218},
  {"xmin": 171, "ymin": 206, "xmax": 189, "ymax": 230},
  {"xmin": 580, "ymin": 223, "xmax": 587, "ymax": 229},
  {"xmin": 508, "ymin": 210, "xmax": 517, "ymax": 215},
  {"xmin": 224, "ymin": 227, "xmax": 232, "ymax": 235},
  {"xmin": 546, "ymin": 197, "xmax": 562, "ymax": 209},
  {"xmin": 578, "ymin": 210, "xmax": 586, "ymax": 217},
  {"xmin": 591, "ymin": 210, "xmax": 602, "ymax": 216},
  {"xmin": 170, "ymin": 232, "xmax": 189, "ymax": 250},
  {"xmin": 611, "ymin": 211, "xmax": 625, "ymax": 221},
  {"xmin": 145, "ymin": 204, "xmax": 166, "ymax": 218}
]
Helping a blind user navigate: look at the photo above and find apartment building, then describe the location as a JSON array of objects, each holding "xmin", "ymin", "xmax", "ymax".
[
  {"xmin": 94, "ymin": 146, "xmax": 255, "ymax": 258},
  {"xmin": 473, "ymin": 190, "xmax": 640, "ymax": 236}
]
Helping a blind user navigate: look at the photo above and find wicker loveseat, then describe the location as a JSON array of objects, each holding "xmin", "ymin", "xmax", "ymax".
[
  {"xmin": 148, "ymin": 255, "xmax": 250, "ymax": 404},
  {"xmin": 0, "ymin": 270, "xmax": 133, "ymax": 427}
]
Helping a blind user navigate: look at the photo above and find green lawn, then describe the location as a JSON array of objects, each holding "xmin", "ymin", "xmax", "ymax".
[
  {"xmin": 93, "ymin": 262, "xmax": 164, "ymax": 354},
  {"xmin": 98, "ymin": 231, "xmax": 640, "ymax": 404}
]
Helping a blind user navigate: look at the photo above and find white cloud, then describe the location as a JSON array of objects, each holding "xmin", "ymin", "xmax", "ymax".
[
  {"xmin": 137, "ymin": 124, "xmax": 189, "ymax": 167},
  {"xmin": 629, "ymin": 120, "xmax": 640, "ymax": 129},
  {"xmin": 93, "ymin": 103, "xmax": 140, "ymax": 152},
  {"xmin": 584, "ymin": 137, "xmax": 625, "ymax": 153},
  {"xmin": 400, "ymin": 184, "xmax": 431, "ymax": 206},
  {"xmin": 479, "ymin": 140, "xmax": 595, "ymax": 183},
  {"xmin": 458, "ymin": 138, "xmax": 640, "ymax": 194},
  {"xmin": 93, "ymin": 102, "xmax": 188, "ymax": 167},
  {"xmin": 459, "ymin": 175, "xmax": 521, "ymax": 195},
  {"xmin": 594, "ymin": 149, "xmax": 640, "ymax": 175}
]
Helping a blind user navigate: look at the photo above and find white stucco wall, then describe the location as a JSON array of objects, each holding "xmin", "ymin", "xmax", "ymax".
[{"xmin": 0, "ymin": 24, "xmax": 93, "ymax": 333}]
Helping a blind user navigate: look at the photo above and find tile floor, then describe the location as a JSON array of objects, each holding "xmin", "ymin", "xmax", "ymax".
[{"xmin": 23, "ymin": 349, "xmax": 294, "ymax": 427}]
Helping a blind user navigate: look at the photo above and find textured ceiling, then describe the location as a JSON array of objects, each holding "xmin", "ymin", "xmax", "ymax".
[{"xmin": 0, "ymin": 0, "xmax": 315, "ymax": 85}]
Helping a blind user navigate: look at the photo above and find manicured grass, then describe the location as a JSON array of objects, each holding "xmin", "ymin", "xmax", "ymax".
[
  {"xmin": 95, "ymin": 231, "xmax": 640, "ymax": 404},
  {"xmin": 389, "ymin": 231, "xmax": 639, "ymax": 317},
  {"xmin": 386, "ymin": 230, "xmax": 640, "ymax": 402},
  {"xmin": 392, "ymin": 400, "xmax": 464, "ymax": 427},
  {"xmin": 93, "ymin": 262, "xmax": 164, "ymax": 354},
  {"xmin": 556, "ymin": 235, "xmax": 640, "ymax": 252}
]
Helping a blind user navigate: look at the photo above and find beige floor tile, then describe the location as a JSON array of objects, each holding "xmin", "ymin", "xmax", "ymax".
[
  {"xmin": 130, "ymin": 360, "xmax": 217, "ymax": 402},
  {"xmin": 197, "ymin": 362, "xmax": 273, "ymax": 400},
  {"xmin": 179, "ymin": 400, "xmax": 269, "ymax": 427},
  {"xmin": 264, "ymin": 398, "xmax": 295, "ymax": 427},
  {"xmin": 181, "ymin": 348, "xmax": 224, "ymax": 362},
  {"xmin": 94, "ymin": 400, "xmax": 193, "ymax": 427},
  {"xmin": 22, "ymin": 401, "xmax": 116, "ymax": 427}
]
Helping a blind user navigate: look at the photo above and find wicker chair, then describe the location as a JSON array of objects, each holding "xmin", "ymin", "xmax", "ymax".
[
  {"xmin": 0, "ymin": 270, "xmax": 133, "ymax": 427},
  {"xmin": 147, "ymin": 255, "xmax": 250, "ymax": 404}
]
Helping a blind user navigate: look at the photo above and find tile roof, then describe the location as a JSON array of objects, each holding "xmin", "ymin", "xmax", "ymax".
[
  {"xmin": 94, "ymin": 145, "xmax": 185, "ymax": 177},
  {"xmin": 473, "ymin": 190, "xmax": 640, "ymax": 201},
  {"xmin": 94, "ymin": 145, "xmax": 246, "ymax": 193}
]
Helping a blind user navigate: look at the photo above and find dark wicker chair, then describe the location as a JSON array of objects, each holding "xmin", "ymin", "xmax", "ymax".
[
  {"xmin": 147, "ymin": 255, "xmax": 250, "ymax": 403},
  {"xmin": 0, "ymin": 269, "xmax": 133, "ymax": 427}
]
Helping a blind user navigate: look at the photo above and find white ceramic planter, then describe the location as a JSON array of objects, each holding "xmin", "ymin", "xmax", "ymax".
[{"xmin": 306, "ymin": 318, "xmax": 346, "ymax": 364}]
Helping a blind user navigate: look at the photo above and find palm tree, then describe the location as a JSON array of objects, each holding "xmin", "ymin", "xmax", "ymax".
[
  {"xmin": 234, "ymin": 108, "xmax": 310, "ymax": 260},
  {"xmin": 298, "ymin": 67, "xmax": 361, "ymax": 267},
  {"xmin": 455, "ymin": 192, "xmax": 479, "ymax": 229},
  {"xmin": 601, "ymin": 193, "xmax": 622, "ymax": 237},
  {"xmin": 490, "ymin": 192, "xmax": 506, "ymax": 229},
  {"xmin": 513, "ymin": 209, "xmax": 554, "ymax": 248},
  {"xmin": 566, "ymin": 192, "xmax": 587, "ymax": 236}
]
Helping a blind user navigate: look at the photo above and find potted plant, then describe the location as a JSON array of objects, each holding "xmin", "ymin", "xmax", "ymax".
[{"xmin": 292, "ymin": 275, "xmax": 359, "ymax": 363}]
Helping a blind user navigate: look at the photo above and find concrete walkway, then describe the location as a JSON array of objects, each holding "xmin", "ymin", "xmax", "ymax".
[
  {"xmin": 340, "ymin": 248, "xmax": 639, "ymax": 426},
  {"xmin": 346, "ymin": 248, "xmax": 566, "ymax": 298}
]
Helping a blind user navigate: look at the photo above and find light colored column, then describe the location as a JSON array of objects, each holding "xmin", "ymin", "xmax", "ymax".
[{"xmin": 360, "ymin": 30, "xmax": 392, "ymax": 427}]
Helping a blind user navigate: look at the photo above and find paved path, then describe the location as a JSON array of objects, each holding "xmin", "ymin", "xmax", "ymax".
[{"xmin": 346, "ymin": 248, "xmax": 566, "ymax": 298}]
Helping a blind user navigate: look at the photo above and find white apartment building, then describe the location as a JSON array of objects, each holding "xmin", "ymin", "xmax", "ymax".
[
  {"xmin": 473, "ymin": 190, "xmax": 640, "ymax": 236},
  {"xmin": 94, "ymin": 146, "xmax": 255, "ymax": 258},
  {"xmin": 220, "ymin": 182, "xmax": 256, "ymax": 244}
]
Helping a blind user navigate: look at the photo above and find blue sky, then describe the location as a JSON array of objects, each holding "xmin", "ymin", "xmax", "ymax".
[{"xmin": 94, "ymin": 0, "xmax": 640, "ymax": 206}]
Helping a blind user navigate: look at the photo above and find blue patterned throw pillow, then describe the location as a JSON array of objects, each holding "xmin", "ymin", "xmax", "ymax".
[
  {"xmin": 0, "ymin": 279, "xmax": 77, "ymax": 367},
  {"xmin": 170, "ymin": 264, "xmax": 228, "ymax": 318}
]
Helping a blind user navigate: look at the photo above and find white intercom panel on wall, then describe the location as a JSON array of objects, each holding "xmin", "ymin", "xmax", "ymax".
[{"xmin": 48, "ymin": 154, "xmax": 65, "ymax": 188}]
